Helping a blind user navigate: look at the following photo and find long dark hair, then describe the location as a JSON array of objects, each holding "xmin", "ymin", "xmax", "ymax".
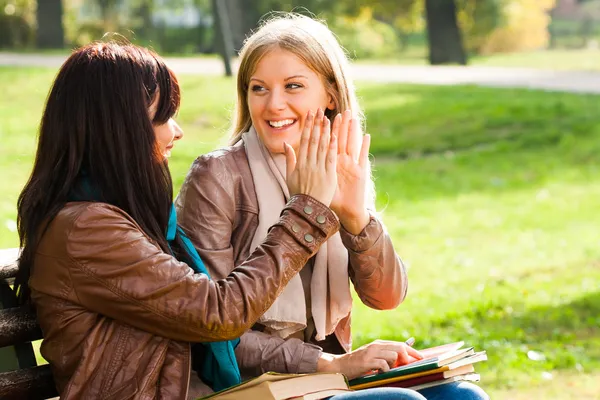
[{"xmin": 16, "ymin": 42, "xmax": 180, "ymax": 303}]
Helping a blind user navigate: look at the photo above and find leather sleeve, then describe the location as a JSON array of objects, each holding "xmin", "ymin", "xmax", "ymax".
[
  {"xmin": 64, "ymin": 199, "xmax": 339, "ymax": 343},
  {"xmin": 340, "ymin": 215, "xmax": 408, "ymax": 310},
  {"xmin": 234, "ymin": 330, "xmax": 322, "ymax": 376},
  {"xmin": 175, "ymin": 153, "xmax": 246, "ymax": 281}
]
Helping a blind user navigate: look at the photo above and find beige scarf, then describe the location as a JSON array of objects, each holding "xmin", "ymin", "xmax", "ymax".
[{"xmin": 242, "ymin": 127, "xmax": 352, "ymax": 340}]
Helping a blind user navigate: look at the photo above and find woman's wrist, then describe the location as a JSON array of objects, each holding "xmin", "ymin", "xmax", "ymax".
[
  {"xmin": 316, "ymin": 352, "xmax": 341, "ymax": 373},
  {"xmin": 339, "ymin": 210, "xmax": 370, "ymax": 236}
]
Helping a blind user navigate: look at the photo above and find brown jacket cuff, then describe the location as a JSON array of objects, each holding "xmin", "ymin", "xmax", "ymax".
[
  {"xmin": 297, "ymin": 345, "xmax": 323, "ymax": 374},
  {"xmin": 273, "ymin": 194, "xmax": 339, "ymax": 254},
  {"xmin": 340, "ymin": 214, "xmax": 383, "ymax": 253}
]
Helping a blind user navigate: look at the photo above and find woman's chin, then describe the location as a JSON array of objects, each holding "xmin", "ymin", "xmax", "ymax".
[{"xmin": 264, "ymin": 140, "xmax": 288, "ymax": 154}]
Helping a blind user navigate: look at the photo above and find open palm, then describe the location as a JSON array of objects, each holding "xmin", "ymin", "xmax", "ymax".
[{"xmin": 329, "ymin": 111, "xmax": 371, "ymax": 234}]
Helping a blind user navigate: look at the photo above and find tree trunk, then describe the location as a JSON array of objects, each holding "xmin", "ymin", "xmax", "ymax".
[
  {"xmin": 134, "ymin": 1, "xmax": 153, "ymax": 40},
  {"xmin": 36, "ymin": 0, "xmax": 64, "ymax": 49},
  {"xmin": 212, "ymin": 0, "xmax": 234, "ymax": 76},
  {"xmin": 96, "ymin": 0, "xmax": 119, "ymax": 32},
  {"xmin": 224, "ymin": 0, "xmax": 260, "ymax": 53},
  {"xmin": 425, "ymin": 0, "xmax": 467, "ymax": 65}
]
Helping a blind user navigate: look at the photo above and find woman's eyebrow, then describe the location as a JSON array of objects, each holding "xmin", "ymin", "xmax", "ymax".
[
  {"xmin": 285, "ymin": 75, "xmax": 308, "ymax": 81},
  {"xmin": 249, "ymin": 75, "xmax": 308, "ymax": 83}
]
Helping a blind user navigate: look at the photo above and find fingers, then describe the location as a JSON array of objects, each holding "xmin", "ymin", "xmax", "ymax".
[
  {"xmin": 307, "ymin": 108, "xmax": 324, "ymax": 165},
  {"xmin": 380, "ymin": 350, "xmax": 401, "ymax": 368},
  {"xmin": 297, "ymin": 110, "xmax": 314, "ymax": 165},
  {"xmin": 366, "ymin": 341, "xmax": 424, "ymax": 368},
  {"xmin": 326, "ymin": 130, "xmax": 337, "ymax": 173},
  {"xmin": 373, "ymin": 359, "xmax": 391, "ymax": 374},
  {"xmin": 406, "ymin": 345, "xmax": 424, "ymax": 360},
  {"xmin": 317, "ymin": 115, "xmax": 331, "ymax": 169},
  {"xmin": 395, "ymin": 348, "xmax": 414, "ymax": 367},
  {"xmin": 284, "ymin": 142, "xmax": 296, "ymax": 181},
  {"xmin": 337, "ymin": 109, "xmax": 351, "ymax": 155},
  {"xmin": 391, "ymin": 343, "xmax": 424, "ymax": 367},
  {"xmin": 331, "ymin": 113, "xmax": 342, "ymax": 141},
  {"xmin": 358, "ymin": 134, "xmax": 371, "ymax": 169},
  {"xmin": 347, "ymin": 116, "xmax": 361, "ymax": 161}
]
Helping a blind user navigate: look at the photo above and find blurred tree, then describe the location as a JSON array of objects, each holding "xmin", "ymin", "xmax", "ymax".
[
  {"xmin": 456, "ymin": 0, "xmax": 503, "ymax": 53},
  {"xmin": 476, "ymin": 0, "xmax": 555, "ymax": 53},
  {"xmin": 0, "ymin": 0, "xmax": 35, "ymax": 48},
  {"xmin": 370, "ymin": 0, "xmax": 424, "ymax": 50},
  {"xmin": 131, "ymin": 0, "xmax": 153, "ymax": 39},
  {"xmin": 224, "ymin": 0, "xmax": 342, "ymax": 51},
  {"xmin": 36, "ymin": 0, "xmax": 65, "ymax": 48},
  {"xmin": 425, "ymin": 0, "xmax": 467, "ymax": 64},
  {"xmin": 329, "ymin": 7, "xmax": 402, "ymax": 58},
  {"xmin": 220, "ymin": 0, "xmax": 260, "ymax": 51},
  {"xmin": 95, "ymin": 0, "xmax": 120, "ymax": 31}
]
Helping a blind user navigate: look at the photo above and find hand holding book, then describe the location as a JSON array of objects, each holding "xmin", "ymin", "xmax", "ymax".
[
  {"xmin": 317, "ymin": 339, "xmax": 424, "ymax": 380},
  {"xmin": 348, "ymin": 341, "xmax": 488, "ymax": 391}
]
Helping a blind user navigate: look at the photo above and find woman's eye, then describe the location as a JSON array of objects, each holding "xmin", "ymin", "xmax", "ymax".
[
  {"xmin": 286, "ymin": 83, "xmax": 303, "ymax": 90},
  {"xmin": 251, "ymin": 85, "xmax": 265, "ymax": 92}
]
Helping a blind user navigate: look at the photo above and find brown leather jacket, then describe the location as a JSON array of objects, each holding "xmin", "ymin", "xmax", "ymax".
[
  {"xmin": 175, "ymin": 143, "xmax": 407, "ymax": 379},
  {"xmin": 29, "ymin": 197, "xmax": 339, "ymax": 399}
]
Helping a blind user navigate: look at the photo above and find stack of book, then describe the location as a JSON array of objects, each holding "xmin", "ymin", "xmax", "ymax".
[
  {"xmin": 348, "ymin": 341, "xmax": 487, "ymax": 391},
  {"xmin": 200, "ymin": 372, "xmax": 351, "ymax": 400}
]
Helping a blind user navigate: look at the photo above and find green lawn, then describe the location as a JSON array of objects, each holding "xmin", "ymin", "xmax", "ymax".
[
  {"xmin": 357, "ymin": 48, "xmax": 600, "ymax": 71},
  {"xmin": 1, "ymin": 67, "xmax": 599, "ymax": 399}
]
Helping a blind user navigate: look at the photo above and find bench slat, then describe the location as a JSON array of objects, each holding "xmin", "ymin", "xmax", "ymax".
[
  {"xmin": 0, "ymin": 306, "xmax": 43, "ymax": 348},
  {"xmin": 0, "ymin": 263, "xmax": 18, "ymax": 282},
  {"xmin": 0, "ymin": 248, "xmax": 19, "ymax": 281},
  {"xmin": 0, "ymin": 364, "xmax": 58, "ymax": 400}
]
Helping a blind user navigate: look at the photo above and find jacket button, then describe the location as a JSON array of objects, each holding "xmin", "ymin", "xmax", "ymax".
[
  {"xmin": 316, "ymin": 215, "xmax": 326, "ymax": 224},
  {"xmin": 292, "ymin": 224, "xmax": 300, "ymax": 233},
  {"xmin": 303, "ymin": 206, "xmax": 313, "ymax": 215},
  {"xmin": 304, "ymin": 233, "xmax": 314, "ymax": 243}
]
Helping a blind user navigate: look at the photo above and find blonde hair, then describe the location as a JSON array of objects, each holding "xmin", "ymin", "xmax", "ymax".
[
  {"xmin": 229, "ymin": 13, "xmax": 363, "ymax": 144},
  {"xmin": 230, "ymin": 13, "xmax": 376, "ymax": 210}
]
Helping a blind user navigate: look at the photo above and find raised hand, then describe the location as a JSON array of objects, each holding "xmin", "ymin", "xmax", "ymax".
[
  {"xmin": 329, "ymin": 110, "xmax": 371, "ymax": 235},
  {"xmin": 284, "ymin": 108, "xmax": 338, "ymax": 206}
]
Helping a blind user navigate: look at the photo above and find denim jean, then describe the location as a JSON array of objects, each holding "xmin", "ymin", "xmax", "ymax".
[{"xmin": 328, "ymin": 382, "xmax": 489, "ymax": 400}]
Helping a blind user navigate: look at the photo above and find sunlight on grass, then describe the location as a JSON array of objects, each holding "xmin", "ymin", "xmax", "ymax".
[{"xmin": 1, "ymin": 66, "xmax": 598, "ymax": 398}]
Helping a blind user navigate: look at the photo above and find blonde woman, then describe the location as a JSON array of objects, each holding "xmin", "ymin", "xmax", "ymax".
[{"xmin": 177, "ymin": 14, "xmax": 488, "ymax": 400}]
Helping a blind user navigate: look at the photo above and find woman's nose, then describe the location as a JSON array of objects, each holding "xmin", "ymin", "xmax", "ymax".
[
  {"xmin": 171, "ymin": 119, "xmax": 184, "ymax": 140},
  {"xmin": 266, "ymin": 90, "xmax": 286, "ymax": 112}
]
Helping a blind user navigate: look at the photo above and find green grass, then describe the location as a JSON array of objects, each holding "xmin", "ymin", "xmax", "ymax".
[
  {"xmin": 356, "ymin": 48, "xmax": 600, "ymax": 71},
  {"xmin": 1, "ymin": 67, "xmax": 599, "ymax": 398},
  {"xmin": 472, "ymin": 49, "xmax": 600, "ymax": 71}
]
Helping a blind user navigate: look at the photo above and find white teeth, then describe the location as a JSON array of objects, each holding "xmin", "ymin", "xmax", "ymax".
[{"xmin": 269, "ymin": 119, "xmax": 294, "ymax": 128}]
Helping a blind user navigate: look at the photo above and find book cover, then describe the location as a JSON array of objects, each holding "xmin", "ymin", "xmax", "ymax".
[
  {"xmin": 348, "ymin": 346, "xmax": 474, "ymax": 387},
  {"xmin": 349, "ymin": 351, "xmax": 487, "ymax": 390}
]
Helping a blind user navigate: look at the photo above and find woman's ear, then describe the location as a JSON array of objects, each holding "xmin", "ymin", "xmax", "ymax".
[{"xmin": 326, "ymin": 94, "xmax": 336, "ymax": 111}]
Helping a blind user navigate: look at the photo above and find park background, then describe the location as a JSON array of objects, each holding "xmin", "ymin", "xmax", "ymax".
[{"xmin": 1, "ymin": 0, "xmax": 599, "ymax": 399}]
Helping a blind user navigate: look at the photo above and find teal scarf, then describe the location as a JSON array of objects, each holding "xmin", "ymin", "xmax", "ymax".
[
  {"xmin": 166, "ymin": 204, "xmax": 241, "ymax": 392},
  {"xmin": 69, "ymin": 181, "xmax": 241, "ymax": 392}
]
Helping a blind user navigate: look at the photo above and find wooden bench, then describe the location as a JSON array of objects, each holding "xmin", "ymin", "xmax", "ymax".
[{"xmin": 0, "ymin": 248, "xmax": 57, "ymax": 399}]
